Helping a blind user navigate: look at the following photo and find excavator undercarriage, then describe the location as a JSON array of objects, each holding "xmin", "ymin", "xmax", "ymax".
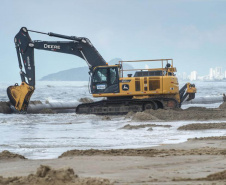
[
  {"xmin": 76, "ymin": 98, "xmax": 178, "ymax": 115},
  {"xmin": 76, "ymin": 83, "xmax": 196, "ymax": 115}
]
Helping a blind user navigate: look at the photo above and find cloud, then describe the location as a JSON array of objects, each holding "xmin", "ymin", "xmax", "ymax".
[
  {"xmin": 174, "ymin": 25, "xmax": 226, "ymax": 49},
  {"xmin": 95, "ymin": 29, "xmax": 115, "ymax": 48}
]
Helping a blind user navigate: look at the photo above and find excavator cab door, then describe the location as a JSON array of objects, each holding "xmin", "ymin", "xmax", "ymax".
[{"xmin": 91, "ymin": 66, "xmax": 119, "ymax": 94}]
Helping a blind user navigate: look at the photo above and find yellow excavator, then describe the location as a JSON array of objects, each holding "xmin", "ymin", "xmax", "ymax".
[{"xmin": 7, "ymin": 27, "xmax": 196, "ymax": 114}]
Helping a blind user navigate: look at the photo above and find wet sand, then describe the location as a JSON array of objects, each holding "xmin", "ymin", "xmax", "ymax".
[
  {"xmin": 0, "ymin": 137, "xmax": 226, "ymax": 185},
  {"xmin": 0, "ymin": 102, "xmax": 11, "ymax": 114},
  {"xmin": 130, "ymin": 107, "xmax": 226, "ymax": 121},
  {"xmin": 0, "ymin": 165, "xmax": 112, "ymax": 185},
  {"xmin": 120, "ymin": 123, "xmax": 171, "ymax": 130},
  {"xmin": 178, "ymin": 122, "xmax": 226, "ymax": 130},
  {"xmin": 0, "ymin": 102, "xmax": 226, "ymax": 184}
]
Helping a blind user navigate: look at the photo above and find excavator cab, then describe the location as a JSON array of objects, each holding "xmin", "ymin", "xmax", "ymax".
[{"xmin": 91, "ymin": 66, "xmax": 120, "ymax": 94}]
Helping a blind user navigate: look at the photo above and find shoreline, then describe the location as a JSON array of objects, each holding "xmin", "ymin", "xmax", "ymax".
[
  {"xmin": 0, "ymin": 101, "xmax": 226, "ymax": 184},
  {"xmin": 0, "ymin": 136, "xmax": 226, "ymax": 185}
]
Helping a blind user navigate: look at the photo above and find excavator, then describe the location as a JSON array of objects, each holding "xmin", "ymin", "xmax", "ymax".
[{"xmin": 7, "ymin": 27, "xmax": 196, "ymax": 114}]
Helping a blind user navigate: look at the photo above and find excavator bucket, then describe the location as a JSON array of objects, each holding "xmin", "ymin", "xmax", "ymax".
[
  {"xmin": 179, "ymin": 83, "xmax": 196, "ymax": 105},
  {"xmin": 186, "ymin": 92, "xmax": 195, "ymax": 101},
  {"xmin": 7, "ymin": 82, "xmax": 34, "ymax": 112},
  {"xmin": 186, "ymin": 83, "xmax": 196, "ymax": 101}
]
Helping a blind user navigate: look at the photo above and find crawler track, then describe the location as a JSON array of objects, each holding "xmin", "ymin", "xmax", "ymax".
[{"xmin": 76, "ymin": 98, "xmax": 179, "ymax": 115}]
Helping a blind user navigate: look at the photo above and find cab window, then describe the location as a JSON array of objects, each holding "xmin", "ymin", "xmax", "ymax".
[
  {"xmin": 110, "ymin": 68, "xmax": 117, "ymax": 84},
  {"xmin": 93, "ymin": 68, "xmax": 107, "ymax": 83}
]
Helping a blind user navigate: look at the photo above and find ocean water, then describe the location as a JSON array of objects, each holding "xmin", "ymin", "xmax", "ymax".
[{"xmin": 0, "ymin": 80, "xmax": 225, "ymax": 159}]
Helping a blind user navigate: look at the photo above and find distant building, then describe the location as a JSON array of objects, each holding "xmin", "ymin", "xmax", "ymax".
[
  {"xmin": 215, "ymin": 67, "xmax": 223, "ymax": 80},
  {"xmin": 209, "ymin": 68, "xmax": 214, "ymax": 80},
  {"xmin": 215, "ymin": 67, "xmax": 222, "ymax": 77},
  {"xmin": 185, "ymin": 67, "xmax": 225, "ymax": 82},
  {"xmin": 208, "ymin": 67, "xmax": 224, "ymax": 80},
  {"xmin": 190, "ymin": 71, "xmax": 197, "ymax": 81},
  {"xmin": 182, "ymin": 72, "xmax": 187, "ymax": 80}
]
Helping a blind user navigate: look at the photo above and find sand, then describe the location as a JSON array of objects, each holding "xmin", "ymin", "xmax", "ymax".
[
  {"xmin": 130, "ymin": 108, "xmax": 226, "ymax": 121},
  {"xmin": 39, "ymin": 108, "xmax": 56, "ymax": 114},
  {"xmin": 219, "ymin": 101, "xmax": 226, "ymax": 109},
  {"xmin": 128, "ymin": 101, "xmax": 226, "ymax": 121},
  {"xmin": 0, "ymin": 102, "xmax": 11, "ymax": 114},
  {"xmin": 0, "ymin": 165, "xmax": 113, "ymax": 185},
  {"xmin": 29, "ymin": 101, "xmax": 42, "ymax": 105},
  {"xmin": 131, "ymin": 112, "xmax": 159, "ymax": 121},
  {"xmin": 0, "ymin": 138, "xmax": 226, "ymax": 185},
  {"xmin": 59, "ymin": 147, "xmax": 226, "ymax": 158},
  {"xmin": 120, "ymin": 123, "xmax": 171, "ymax": 130},
  {"xmin": 101, "ymin": 116, "xmax": 111, "ymax": 120},
  {"xmin": 189, "ymin": 136, "xmax": 226, "ymax": 140},
  {"xmin": 120, "ymin": 122, "xmax": 226, "ymax": 131},
  {"xmin": 178, "ymin": 122, "xmax": 226, "ymax": 130},
  {"xmin": 78, "ymin": 97, "xmax": 94, "ymax": 103},
  {"xmin": 173, "ymin": 170, "xmax": 226, "ymax": 181},
  {"xmin": 0, "ymin": 150, "xmax": 26, "ymax": 160}
]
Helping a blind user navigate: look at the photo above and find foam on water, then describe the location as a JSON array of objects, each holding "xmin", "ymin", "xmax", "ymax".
[
  {"xmin": 0, "ymin": 80, "xmax": 226, "ymax": 159},
  {"xmin": 0, "ymin": 112, "xmax": 226, "ymax": 159}
]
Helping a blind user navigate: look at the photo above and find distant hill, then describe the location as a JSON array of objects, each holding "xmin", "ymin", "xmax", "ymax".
[
  {"xmin": 40, "ymin": 58, "xmax": 133, "ymax": 81},
  {"xmin": 40, "ymin": 67, "xmax": 89, "ymax": 81}
]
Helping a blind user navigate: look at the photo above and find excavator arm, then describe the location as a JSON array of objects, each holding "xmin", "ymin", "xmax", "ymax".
[{"xmin": 7, "ymin": 27, "xmax": 107, "ymax": 112}]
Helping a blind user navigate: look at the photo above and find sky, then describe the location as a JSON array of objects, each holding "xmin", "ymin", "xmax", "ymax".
[{"xmin": 0, "ymin": 0, "xmax": 226, "ymax": 82}]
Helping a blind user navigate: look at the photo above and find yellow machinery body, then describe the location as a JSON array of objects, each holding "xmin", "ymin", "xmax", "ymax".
[
  {"xmin": 93, "ymin": 75, "xmax": 181, "ymax": 107},
  {"xmin": 7, "ymin": 59, "xmax": 196, "ymax": 114},
  {"xmin": 7, "ymin": 27, "xmax": 196, "ymax": 114},
  {"xmin": 92, "ymin": 59, "xmax": 196, "ymax": 109}
]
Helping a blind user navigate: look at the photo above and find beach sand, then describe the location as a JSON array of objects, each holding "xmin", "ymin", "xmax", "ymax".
[{"xmin": 0, "ymin": 137, "xmax": 226, "ymax": 185}]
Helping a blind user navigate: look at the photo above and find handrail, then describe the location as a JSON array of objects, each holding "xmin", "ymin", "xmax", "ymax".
[{"xmin": 119, "ymin": 59, "xmax": 174, "ymax": 78}]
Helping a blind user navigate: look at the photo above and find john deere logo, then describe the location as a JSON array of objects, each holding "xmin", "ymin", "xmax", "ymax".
[{"xmin": 122, "ymin": 84, "xmax": 129, "ymax": 91}]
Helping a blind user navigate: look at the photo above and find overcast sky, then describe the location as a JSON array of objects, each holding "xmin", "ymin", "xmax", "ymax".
[{"xmin": 0, "ymin": 0, "xmax": 226, "ymax": 82}]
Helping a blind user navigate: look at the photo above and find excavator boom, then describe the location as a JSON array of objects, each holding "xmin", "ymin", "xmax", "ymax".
[{"xmin": 7, "ymin": 27, "xmax": 107, "ymax": 112}]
